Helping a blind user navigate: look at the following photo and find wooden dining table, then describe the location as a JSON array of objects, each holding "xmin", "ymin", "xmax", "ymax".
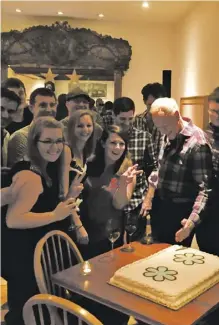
[{"xmin": 52, "ymin": 242, "xmax": 219, "ymax": 325}]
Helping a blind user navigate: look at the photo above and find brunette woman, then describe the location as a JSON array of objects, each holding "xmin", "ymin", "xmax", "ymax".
[{"xmin": 79, "ymin": 125, "xmax": 142, "ymax": 259}]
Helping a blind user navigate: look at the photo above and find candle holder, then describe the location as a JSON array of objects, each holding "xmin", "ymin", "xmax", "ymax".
[
  {"xmin": 141, "ymin": 214, "xmax": 154, "ymax": 245},
  {"xmin": 81, "ymin": 261, "xmax": 92, "ymax": 276}
]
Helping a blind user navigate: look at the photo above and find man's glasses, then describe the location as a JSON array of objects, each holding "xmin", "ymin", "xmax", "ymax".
[{"xmin": 37, "ymin": 139, "xmax": 64, "ymax": 146}]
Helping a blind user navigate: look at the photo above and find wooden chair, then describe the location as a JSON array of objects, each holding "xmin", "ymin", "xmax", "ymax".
[
  {"xmin": 23, "ymin": 293, "xmax": 103, "ymax": 325},
  {"xmin": 34, "ymin": 230, "xmax": 84, "ymax": 297}
]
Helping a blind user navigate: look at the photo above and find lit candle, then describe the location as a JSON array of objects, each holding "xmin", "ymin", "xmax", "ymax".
[{"xmin": 81, "ymin": 261, "xmax": 92, "ymax": 276}]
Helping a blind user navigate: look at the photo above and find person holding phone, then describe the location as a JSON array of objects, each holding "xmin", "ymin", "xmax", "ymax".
[{"xmin": 2, "ymin": 117, "xmax": 79, "ymax": 325}]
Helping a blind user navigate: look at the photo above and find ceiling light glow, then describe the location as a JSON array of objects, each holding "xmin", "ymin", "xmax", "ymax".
[
  {"xmin": 58, "ymin": 11, "xmax": 63, "ymax": 15},
  {"xmin": 98, "ymin": 13, "xmax": 104, "ymax": 18},
  {"xmin": 142, "ymin": 2, "xmax": 149, "ymax": 8},
  {"xmin": 16, "ymin": 9, "xmax": 22, "ymax": 13}
]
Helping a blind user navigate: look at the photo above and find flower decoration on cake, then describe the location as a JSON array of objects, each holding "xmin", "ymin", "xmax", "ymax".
[
  {"xmin": 173, "ymin": 253, "xmax": 205, "ymax": 265},
  {"xmin": 143, "ymin": 266, "xmax": 178, "ymax": 282}
]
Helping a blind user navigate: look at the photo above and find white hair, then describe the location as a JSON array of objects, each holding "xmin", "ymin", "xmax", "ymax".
[{"xmin": 151, "ymin": 97, "xmax": 179, "ymax": 115}]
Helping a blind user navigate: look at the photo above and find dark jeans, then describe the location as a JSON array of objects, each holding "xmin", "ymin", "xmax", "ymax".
[
  {"xmin": 150, "ymin": 196, "xmax": 194, "ymax": 246},
  {"xmin": 196, "ymin": 188, "xmax": 219, "ymax": 256}
]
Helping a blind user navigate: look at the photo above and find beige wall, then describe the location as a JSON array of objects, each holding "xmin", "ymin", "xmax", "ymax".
[
  {"xmin": 173, "ymin": 2, "xmax": 219, "ymax": 103},
  {"xmin": 2, "ymin": 14, "xmax": 175, "ymax": 114}
]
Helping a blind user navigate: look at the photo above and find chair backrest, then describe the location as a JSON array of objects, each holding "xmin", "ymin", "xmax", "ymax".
[
  {"xmin": 23, "ymin": 293, "xmax": 103, "ymax": 325},
  {"xmin": 34, "ymin": 230, "xmax": 84, "ymax": 296}
]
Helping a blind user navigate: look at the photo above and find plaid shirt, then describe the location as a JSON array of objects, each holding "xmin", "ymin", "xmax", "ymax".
[
  {"xmin": 149, "ymin": 119, "xmax": 212, "ymax": 224},
  {"xmin": 205, "ymin": 123, "xmax": 219, "ymax": 175},
  {"xmin": 125, "ymin": 127, "xmax": 158, "ymax": 212},
  {"xmin": 134, "ymin": 110, "xmax": 163, "ymax": 158},
  {"xmin": 102, "ymin": 114, "xmax": 113, "ymax": 129}
]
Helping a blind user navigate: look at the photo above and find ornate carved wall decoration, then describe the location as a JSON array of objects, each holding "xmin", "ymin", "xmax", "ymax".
[{"xmin": 1, "ymin": 21, "xmax": 132, "ymax": 95}]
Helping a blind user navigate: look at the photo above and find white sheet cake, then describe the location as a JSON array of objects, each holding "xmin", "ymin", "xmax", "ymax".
[{"xmin": 109, "ymin": 245, "xmax": 219, "ymax": 310}]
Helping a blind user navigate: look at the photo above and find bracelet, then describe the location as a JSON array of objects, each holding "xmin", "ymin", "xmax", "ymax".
[
  {"xmin": 187, "ymin": 220, "xmax": 195, "ymax": 229},
  {"xmin": 75, "ymin": 225, "xmax": 83, "ymax": 231}
]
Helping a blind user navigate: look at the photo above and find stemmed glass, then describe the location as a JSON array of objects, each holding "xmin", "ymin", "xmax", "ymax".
[
  {"xmin": 106, "ymin": 219, "xmax": 121, "ymax": 252},
  {"xmin": 100, "ymin": 219, "xmax": 121, "ymax": 262},
  {"xmin": 121, "ymin": 219, "xmax": 137, "ymax": 253}
]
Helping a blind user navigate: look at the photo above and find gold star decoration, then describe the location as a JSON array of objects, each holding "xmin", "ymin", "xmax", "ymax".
[
  {"xmin": 66, "ymin": 69, "xmax": 83, "ymax": 87},
  {"xmin": 41, "ymin": 68, "xmax": 58, "ymax": 82},
  {"xmin": 8, "ymin": 66, "xmax": 17, "ymax": 77}
]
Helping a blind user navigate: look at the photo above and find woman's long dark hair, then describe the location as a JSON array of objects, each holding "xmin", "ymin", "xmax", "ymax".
[{"xmin": 87, "ymin": 125, "xmax": 131, "ymax": 177}]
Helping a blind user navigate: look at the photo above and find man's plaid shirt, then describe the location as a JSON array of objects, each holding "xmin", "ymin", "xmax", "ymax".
[
  {"xmin": 149, "ymin": 119, "xmax": 212, "ymax": 225},
  {"xmin": 134, "ymin": 110, "xmax": 163, "ymax": 158},
  {"xmin": 102, "ymin": 114, "xmax": 113, "ymax": 129},
  {"xmin": 125, "ymin": 127, "xmax": 158, "ymax": 212}
]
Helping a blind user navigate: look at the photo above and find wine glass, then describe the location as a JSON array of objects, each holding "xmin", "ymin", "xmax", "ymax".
[
  {"xmin": 99, "ymin": 219, "xmax": 121, "ymax": 262},
  {"xmin": 121, "ymin": 222, "xmax": 137, "ymax": 253},
  {"xmin": 108, "ymin": 229, "xmax": 121, "ymax": 252}
]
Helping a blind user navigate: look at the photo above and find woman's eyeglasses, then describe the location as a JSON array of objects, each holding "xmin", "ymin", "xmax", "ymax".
[{"xmin": 38, "ymin": 139, "xmax": 64, "ymax": 146}]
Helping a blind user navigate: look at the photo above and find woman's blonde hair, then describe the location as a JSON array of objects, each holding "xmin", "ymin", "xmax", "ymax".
[
  {"xmin": 28, "ymin": 117, "xmax": 64, "ymax": 186},
  {"xmin": 67, "ymin": 109, "xmax": 96, "ymax": 160}
]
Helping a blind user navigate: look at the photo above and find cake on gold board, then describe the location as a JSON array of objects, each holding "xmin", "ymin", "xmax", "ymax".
[{"xmin": 109, "ymin": 245, "xmax": 219, "ymax": 310}]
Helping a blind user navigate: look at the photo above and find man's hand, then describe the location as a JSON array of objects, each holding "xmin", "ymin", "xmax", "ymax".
[
  {"xmin": 140, "ymin": 198, "xmax": 152, "ymax": 217},
  {"xmin": 175, "ymin": 219, "xmax": 195, "ymax": 243}
]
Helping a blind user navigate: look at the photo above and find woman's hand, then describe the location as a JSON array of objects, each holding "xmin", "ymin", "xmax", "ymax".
[
  {"xmin": 175, "ymin": 219, "xmax": 195, "ymax": 242},
  {"xmin": 54, "ymin": 198, "xmax": 77, "ymax": 221},
  {"xmin": 120, "ymin": 164, "xmax": 143, "ymax": 186},
  {"xmin": 76, "ymin": 226, "xmax": 89, "ymax": 245},
  {"xmin": 68, "ymin": 173, "xmax": 84, "ymax": 199}
]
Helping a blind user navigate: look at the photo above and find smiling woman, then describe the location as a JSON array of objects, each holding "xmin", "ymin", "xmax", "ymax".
[
  {"xmin": 77, "ymin": 125, "xmax": 142, "ymax": 260},
  {"xmin": 2, "ymin": 116, "xmax": 81, "ymax": 325}
]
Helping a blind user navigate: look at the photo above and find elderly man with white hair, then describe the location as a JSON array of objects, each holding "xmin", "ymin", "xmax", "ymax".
[{"xmin": 147, "ymin": 97, "xmax": 212, "ymax": 247}]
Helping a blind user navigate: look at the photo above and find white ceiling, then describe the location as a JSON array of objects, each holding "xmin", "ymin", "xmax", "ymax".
[{"xmin": 1, "ymin": 1, "xmax": 197, "ymax": 23}]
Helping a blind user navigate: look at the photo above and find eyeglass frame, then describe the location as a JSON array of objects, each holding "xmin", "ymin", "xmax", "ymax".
[{"xmin": 37, "ymin": 139, "xmax": 65, "ymax": 146}]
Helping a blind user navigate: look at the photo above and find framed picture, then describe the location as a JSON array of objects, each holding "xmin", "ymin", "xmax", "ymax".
[{"xmin": 79, "ymin": 83, "xmax": 107, "ymax": 98}]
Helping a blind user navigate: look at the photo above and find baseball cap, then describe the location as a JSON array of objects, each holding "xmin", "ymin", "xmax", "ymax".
[{"xmin": 66, "ymin": 87, "xmax": 90, "ymax": 102}]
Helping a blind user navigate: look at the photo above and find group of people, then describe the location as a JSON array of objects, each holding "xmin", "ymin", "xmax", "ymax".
[{"xmin": 1, "ymin": 78, "xmax": 219, "ymax": 325}]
